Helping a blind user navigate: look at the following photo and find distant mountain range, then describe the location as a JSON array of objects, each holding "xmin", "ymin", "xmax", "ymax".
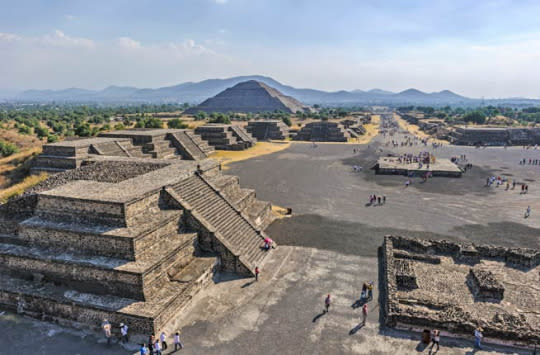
[{"xmin": 11, "ymin": 75, "xmax": 540, "ymax": 106}]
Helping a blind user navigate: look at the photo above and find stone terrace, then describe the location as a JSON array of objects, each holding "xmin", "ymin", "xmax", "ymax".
[
  {"xmin": 1, "ymin": 131, "xmax": 277, "ymax": 338},
  {"xmin": 382, "ymin": 235, "xmax": 539, "ymax": 349}
]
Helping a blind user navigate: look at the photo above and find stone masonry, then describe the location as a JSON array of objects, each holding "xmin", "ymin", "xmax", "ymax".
[
  {"xmin": 381, "ymin": 235, "xmax": 539, "ymax": 348},
  {"xmin": 1, "ymin": 130, "xmax": 276, "ymax": 338}
]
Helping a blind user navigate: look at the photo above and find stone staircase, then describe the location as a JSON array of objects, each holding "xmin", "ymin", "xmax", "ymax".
[
  {"xmin": 169, "ymin": 131, "xmax": 214, "ymax": 160},
  {"xmin": 166, "ymin": 174, "xmax": 274, "ymax": 275},
  {"xmin": 0, "ymin": 188, "xmax": 217, "ymax": 335},
  {"xmin": 230, "ymin": 125, "xmax": 257, "ymax": 147},
  {"xmin": 194, "ymin": 124, "xmax": 247, "ymax": 150},
  {"xmin": 142, "ymin": 135, "xmax": 179, "ymax": 159},
  {"xmin": 246, "ymin": 120, "xmax": 290, "ymax": 140},
  {"xmin": 294, "ymin": 121, "xmax": 350, "ymax": 142}
]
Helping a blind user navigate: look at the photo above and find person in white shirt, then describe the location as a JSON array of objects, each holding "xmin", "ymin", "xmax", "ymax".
[
  {"xmin": 154, "ymin": 339, "xmax": 162, "ymax": 355},
  {"xmin": 120, "ymin": 323, "xmax": 129, "ymax": 343},
  {"xmin": 174, "ymin": 331, "xmax": 184, "ymax": 351},
  {"xmin": 160, "ymin": 331, "xmax": 167, "ymax": 350},
  {"xmin": 474, "ymin": 327, "xmax": 483, "ymax": 349}
]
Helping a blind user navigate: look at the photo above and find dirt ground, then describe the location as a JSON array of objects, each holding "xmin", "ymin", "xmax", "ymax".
[{"xmin": 0, "ymin": 127, "xmax": 538, "ymax": 354}]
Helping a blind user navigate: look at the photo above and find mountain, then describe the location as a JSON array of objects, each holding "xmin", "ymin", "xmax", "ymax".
[
  {"xmin": 185, "ymin": 80, "xmax": 310, "ymax": 114},
  {"xmin": 14, "ymin": 75, "xmax": 540, "ymax": 106}
]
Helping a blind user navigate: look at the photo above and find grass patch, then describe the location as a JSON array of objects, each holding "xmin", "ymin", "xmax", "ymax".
[
  {"xmin": 210, "ymin": 141, "xmax": 291, "ymax": 168},
  {"xmin": 0, "ymin": 172, "xmax": 48, "ymax": 203}
]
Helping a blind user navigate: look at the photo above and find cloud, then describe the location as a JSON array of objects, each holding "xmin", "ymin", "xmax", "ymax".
[
  {"xmin": 213, "ymin": 0, "xmax": 228, "ymax": 4},
  {"xmin": 38, "ymin": 30, "xmax": 95, "ymax": 48},
  {"xmin": 117, "ymin": 37, "xmax": 141, "ymax": 49},
  {"xmin": 0, "ymin": 32, "xmax": 22, "ymax": 42}
]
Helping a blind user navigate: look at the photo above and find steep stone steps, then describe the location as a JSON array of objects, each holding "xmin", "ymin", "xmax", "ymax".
[
  {"xmin": 170, "ymin": 131, "xmax": 208, "ymax": 160},
  {"xmin": 168, "ymin": 175, "xmax": 274, "ymax": 274},
  {"xmin": 185, "ymin": 131, "xmax": 215, "ymax": 154}
]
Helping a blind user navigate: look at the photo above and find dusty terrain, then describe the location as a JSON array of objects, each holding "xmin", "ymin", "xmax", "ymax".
[{"xmin": 0, "ymin": 129, "xmax": 538, "ymax": 354}]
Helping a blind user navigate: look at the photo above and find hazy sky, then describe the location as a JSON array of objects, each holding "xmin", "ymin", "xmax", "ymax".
[{"xmin": 1, "ymin": 0, "xmax": 540, "ymax": 98}]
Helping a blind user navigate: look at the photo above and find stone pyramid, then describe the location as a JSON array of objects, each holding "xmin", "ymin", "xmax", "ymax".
[{"xmin": 185, "ymin": 80, "xmax": 309, "ymax": 114}]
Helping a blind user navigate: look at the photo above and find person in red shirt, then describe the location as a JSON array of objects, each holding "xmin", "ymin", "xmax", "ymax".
[
  {"xmin": 255, "ymin": 266, "xmax": 260, "ymax": 281},
  {"xmin": 362, "ymin": 304, "xmax": 368, "ymax": 324}
]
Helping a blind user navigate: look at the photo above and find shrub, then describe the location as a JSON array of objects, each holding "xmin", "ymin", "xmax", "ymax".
[
  {"xmin": 0, "ymin": 140, "xmax": 19, "ymax": 157},
  {"xmin": 168, "ymin": 118, "xmax": 188, "ymax": 129}
]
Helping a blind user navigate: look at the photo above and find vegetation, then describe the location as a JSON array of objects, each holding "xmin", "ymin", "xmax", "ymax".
[
  {"xmin": 0, "ymin": 140, "xmax": 19, "ymax": 157},
  {"xmin": 168, "ymin": 118, "xmax": 188, "ymax": 129}
]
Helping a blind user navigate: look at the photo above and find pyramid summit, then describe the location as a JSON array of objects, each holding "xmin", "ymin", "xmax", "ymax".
[{"xmin": 185, "ymin": 80, "xmax": 310, "ymax": 114}]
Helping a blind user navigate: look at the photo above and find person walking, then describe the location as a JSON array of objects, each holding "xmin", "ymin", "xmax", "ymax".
[
  {"xmin": 148, "ymin": 334, "xmax": 155, "ymax": 355},
  {"xmin": 377, "ymin": 196, "xmax": 381, "ymax": 205},
  {"xmin": 120, "ymin": 323, "xmax": 129, "ymax": 344},
  {"xmin": 383, "ymin": 195, "xmax": 386, "ymax": 204},
  {"xmin": 160, "ymin": 331, "xmax": 167, "ymax": 351},
  {"xmin": 324, "ymin": 294, "xmax": 331, "ymax": 313},
  {"xmin": 154, "ymin": 339, "xmax": 162, "ymax": 355},
  {"xmin": 174, "ymin": 331, "xmax": 184, "ymax": 351},
  {"xmin": 367, "ymin": 282, "xmax": 374, "ymax": 301},
  {"xmin": 361, "ymin": 304, "xmax": 368, "ymax": 325},
  {"xmin": 430, "ymin": 329, "xmax": 440, "ymax": 352},
  {"xmin": 140, "ymin": 344, "xmax": 149, "ymax": 355},
  {"xmin": 525, "ymin": 206, "xmax": 531, "ymax": 218},
  {"xmin": 474, "ymin": 327, "xmax": 483, "ymax": 349},
  {"xmin": 101, "ymin": 319, "xmax": 112, "ymax": 346},
  {"xmin": 255, "ymin": 266, "xmax": 260, "ymax": 281}
]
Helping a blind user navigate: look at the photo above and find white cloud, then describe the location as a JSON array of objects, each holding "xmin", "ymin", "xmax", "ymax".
[
  {"xmin": 38, "ymin": 30, "xmax": 95, "ymax": 48},
  {"xmin": 117, "ymin": 37, "xmax": 141, "ymax": 49},
  {"xmin": 0, "ymin": 32, "xmax": 22, "ymax": 42}
]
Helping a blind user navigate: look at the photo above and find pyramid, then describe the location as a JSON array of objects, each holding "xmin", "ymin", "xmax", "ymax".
[{"xmin": 185, "ymin": 80, "xmax": 309, "ymax": 114}]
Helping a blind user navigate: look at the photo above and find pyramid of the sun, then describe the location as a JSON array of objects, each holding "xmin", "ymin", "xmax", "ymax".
[{"xmin": 185, "ymin": 80, "xmax": 309, "ymax": 114}]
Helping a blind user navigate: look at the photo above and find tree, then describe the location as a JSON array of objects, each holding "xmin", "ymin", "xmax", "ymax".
[
  {"xmin": 168, "ymin": 118, "xmax": 188, "ymax": 129},
  {"xmin": 194, "ymin": 111, "xmax": 207, "ymax": 121},
  {"xmin": 0, "ymin": 140, "xmax": 18, "ymax": 157},
  {"xmin": 463, "ymin": 111, "xmax": 486, "ymax": 124},
  {"xmin": 47, "ymin": 134, "xmax": 59, "ymax": 143},
  {"xmin": 281, "ymin": 115, "xmax": 292, "ymax": 127},
  {"xmin": 34, "ymin": 125, "xmax": 49, "ymax": 139}
]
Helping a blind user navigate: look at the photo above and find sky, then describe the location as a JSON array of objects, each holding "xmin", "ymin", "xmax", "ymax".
[{"xmin": 1, "ymin": 0, "xmax": 540, "ymax": 98}]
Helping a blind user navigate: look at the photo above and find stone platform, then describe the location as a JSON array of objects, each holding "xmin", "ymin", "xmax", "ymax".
[
  {"xmin": 373, "ymin": 157, "xmax": 462, "ymax": 177},
  {"xmin": 2, "ymin": 131, "xmax": 277, "ymax": 337},
  {"xmin": 382, "ymin": 235, "xmax": 539, "ymax": 349}
]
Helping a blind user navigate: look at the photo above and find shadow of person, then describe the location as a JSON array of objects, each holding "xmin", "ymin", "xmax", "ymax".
[
  {"xmin": 312, "ymin": 311, "xmax": 326, "ymax": 323},
  {"xmin": 241, "ymin": 280, "xmax": 255, "ymax": 288},
  {"xmin": 351, "ymin": 299, "xmax": 366, "ymax": 309},
  {"xmin": 416, "ymin": 341, "xmax": 428, "ymax": 352},
  {"xmin": 349, "ymin": 323, "xmax": 365, "ymax": 335}
]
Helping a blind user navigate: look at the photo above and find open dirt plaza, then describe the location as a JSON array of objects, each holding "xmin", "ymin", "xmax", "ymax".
[{"xmin": 0, "ymin": 129, "xmax": 539, "ymax": 355}]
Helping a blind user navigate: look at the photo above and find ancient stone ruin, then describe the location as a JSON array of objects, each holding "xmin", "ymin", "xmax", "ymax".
[
  {"xmin": 185, "ymin": 80, "xmax": 310, "ymax": 114},
  {"xmin": 195, "ymin": 124, "xmax": 257, "ymax": 150},
  {"xmin": 0, "ymin": 129, "xmax": 276, "ymax": 337},
  {"xmin": 246, "ymin": 120, "xmax": 290, "ymax": 140},
  {"xmin": 449, "ymin": 127, "xmax": 540, "ymax": 146},
  {"xmin": 381, "ymin": 235, "xmax": 539, "ymax": 348},
  {"xmin": 293, "ymin": 121, "xmax": 350, "ymax": 142},
  {"xmin": 31, "ymin": 129, "xmax": 214, "ymax": 174}
]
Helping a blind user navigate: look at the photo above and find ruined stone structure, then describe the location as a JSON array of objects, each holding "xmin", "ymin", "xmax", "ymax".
[
  {"xmin": 195, "ymin": 124, "xmax": 256, "ymax": 150},
  {"xmin": 293, "ymin": 121, "xmax": 350, "ymax": 142},
  {"xmin": 381, "ymin": 235, "xmax": 539, "ymax": 348},
  {"xmin": 373, "ymin": 157, "xmax": 462, "ymax": 177},
  {"xmin": 185, "ymin": 80, "xmax": 310, "ymax": 114},
  {"xmin": 450, "ymin": 127, "xmax": 540, "ymax": 146},
  {"xmin": 1, "ymin": 130, "xmax": 275, "ymax": 337},
  {"xmin": 31, "ymin": 129, "xmax": 214, "ymax": 174},
  {"xmin": 246, "ymin": 120, "xmax": 290, "ymax": 140}
]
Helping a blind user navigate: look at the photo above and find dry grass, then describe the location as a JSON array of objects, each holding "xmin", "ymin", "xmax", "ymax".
[
  {"xmin": 210, "ymin": 141, "xmax": 291, "ymax": 169},
  {"xmin": 394, "ymin": 114, "xmax": 448, "ymax": 144},
  {"xmin": 0, "ymin": 172, "xmax": 48, "ymax": 203}
]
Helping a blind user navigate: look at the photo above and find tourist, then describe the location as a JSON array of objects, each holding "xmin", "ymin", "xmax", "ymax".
[
  {"xmin": 120, "ymin": 322, "xmax": 129, "ymax": 343},
  {"xmin": 154, "ymin": 338, "xmax": 162, "ymax": 355},
  {"xmin": 430, "ymin": 329, "xmax": 440, "ymax": 352},
  {"xmin": 383, "ymin": 195, "xmax": 386, "ymax": 204},
  {"xmin": 525, "ymin": 206, "xmax": 531, "ymax": 218},
  {"xmin": 148, "ymin": 334, "xmax": 155, "ymax": 355},
  {"xmin": 405, "ymin": 179, "xmax": 411, "ymax": 187},
  {"xmin": 474, "ymin": 327, "xmax": 483, "ymax": 349},
  {"xmin": 255, "ymin": 266, "xmax": 260, "ymax": 281},
  {"xmin": 361, "ymin": 304, "xmax": 368, "ymax": 325},
  {"xmin": 324, "ymin": 294, "xmax": 331, "ymax": 313},
  {"xmin": 101, "ymin": 319, "xmax": 112, "ymax": 346},
  {"xmin": 140, "ymin": 344, "xmax": 149, "ymax": 355},
  {"xmin": 377, "ymin": 196, "xmax": 381, "ymax": 205},
  {"xmin": 160, "ymin": 331, "xmax": 167, "ymax": 350},
  {"xmin": 174, "ymin": 331, "xmax": 184, "ymax": 351},
  {"xmin": 361, "ymin": 282, "xmax": 367, "ymax": 300},
  {"xmin": 367, "ymin": 282, "xmax": 374, "ymax": 301}
]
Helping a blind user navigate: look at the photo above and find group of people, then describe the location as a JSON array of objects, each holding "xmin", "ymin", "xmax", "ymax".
[
  {"xmin": 396, "ymin": 151, "xmax": 435, "ymax": 165},
  {"xmin": 323, "ymin": 282, "xmax": 373, "ymax": 326},
  {"xmin": 425, "ymin": 326, "xmax": 484, "ymax": 352},
  {"xmin": 519, "ymin": 158, "xmax": 540, "ymax": 165},
  {"xmin": 101, "ymin": 319, "xmax": 184, "ymax": 354},
  {"xmin": 368, "ymin": 194, "xmax": 386, "ymax": 205},
  {"xmin": 140, "ymin": 332, "xmax": 184, "ymax": 355}
]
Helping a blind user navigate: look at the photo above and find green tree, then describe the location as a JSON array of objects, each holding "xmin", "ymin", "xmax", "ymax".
[
  {"xmin": 168, "ymin": 118, "xmax": 188, "ymax": 129},
  {"xmin": 0, "ymin": 140, "xmax": 18, "ymax": 157},
  {"xmin": 463, "ymin": 111, "xmax": 486, "ymax": 124}
]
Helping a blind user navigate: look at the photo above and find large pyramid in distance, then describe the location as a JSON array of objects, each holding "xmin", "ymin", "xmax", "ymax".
[{"xmin": 185, "ymin": 80, "xmax": 309, "ymax": 114}]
